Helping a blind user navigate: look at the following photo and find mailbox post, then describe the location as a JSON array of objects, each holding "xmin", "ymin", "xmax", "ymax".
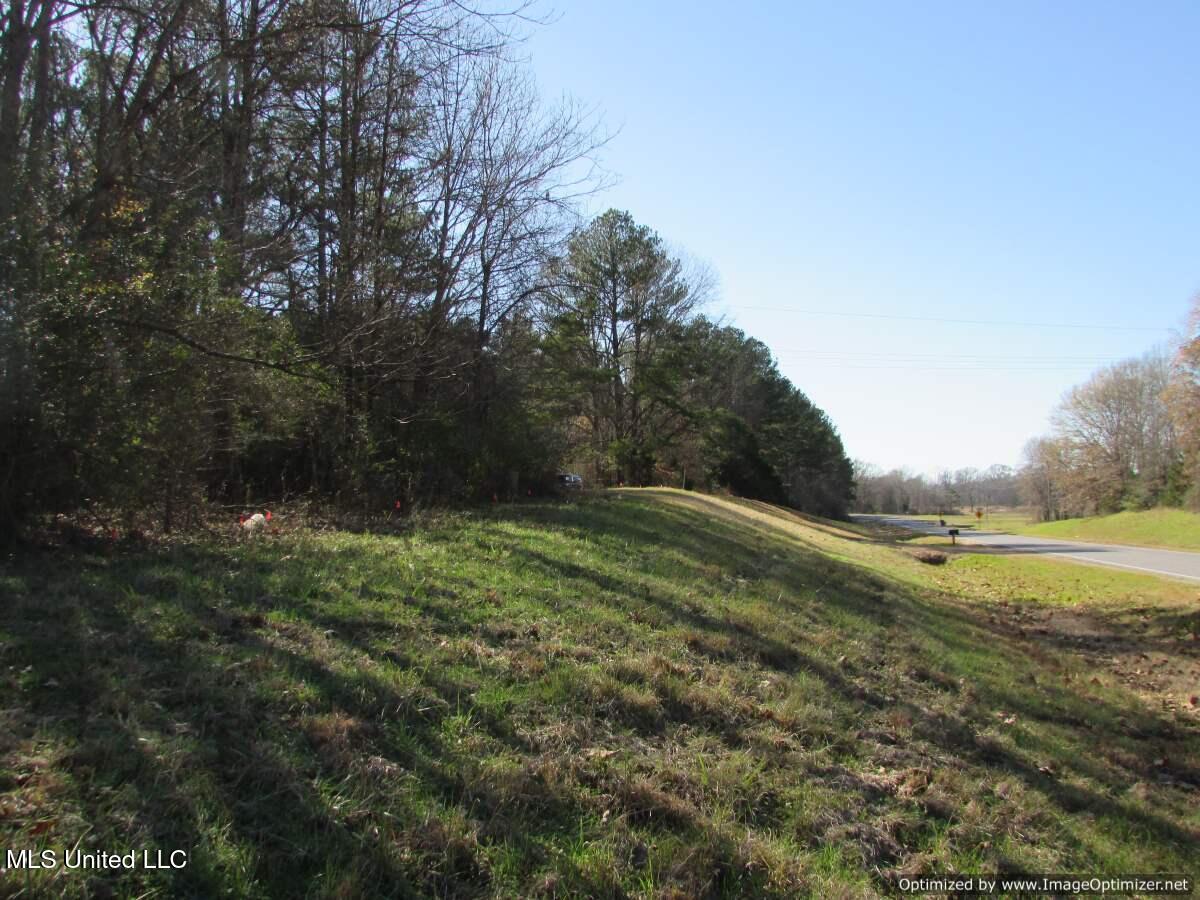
[{"xmin": 948, "ymin": 528, "xmax": 960, "ymax": 545}]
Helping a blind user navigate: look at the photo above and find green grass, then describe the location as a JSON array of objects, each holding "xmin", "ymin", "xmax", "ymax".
[
  {"xmin": 898, "ymin": 507, "xmax": 1200, "ymax": 552},
  {"xmin": 1, "ymin": 489, "xmax": 1198, "ymax": 898},
  {"xmin": 1017, "ymin": 508, "xmax": 1200, "ymax": 552},
  {"xmin": 907, "ymin": 542, "xmax": 1196, "ymax": 609}
]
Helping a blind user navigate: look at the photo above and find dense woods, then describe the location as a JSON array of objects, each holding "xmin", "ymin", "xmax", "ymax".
[{"xmin": 0, "ymin": 0, "xmax": 853, "ymax": 539}]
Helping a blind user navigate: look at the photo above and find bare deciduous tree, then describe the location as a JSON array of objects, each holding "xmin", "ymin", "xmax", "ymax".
[{"xmin": 1046, "ymin": 352, "xmax": 1175, "ymax": 513}]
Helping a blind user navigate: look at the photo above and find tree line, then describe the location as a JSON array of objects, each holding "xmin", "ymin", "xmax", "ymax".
[
  {"xmin": 1020, "ymin": 335, "xmax": 1200, "ymax": 520},
  {"xmin": 851, "ymin": 463, "xmax": 1019, "ymax": 516},
  {"xmin": 0, "ymin": 0, "xmax": 853, "ymax": 538},
  {"xmin": 852, "ymin": 303, "xmax": 1200, "ymax": 522}
]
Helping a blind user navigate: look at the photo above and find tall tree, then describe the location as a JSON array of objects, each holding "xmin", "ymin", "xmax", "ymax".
[
  {"xmin": 1167, "ymin": 297, "xmax": 1200, "ymax": 507},
  {"xmin": 1048, "ymin": 352, "xmax": 1176, "ymax": 513},
  {"xmin": 544, "ymin": 209, "xmax": 698, "ymax": 483}
]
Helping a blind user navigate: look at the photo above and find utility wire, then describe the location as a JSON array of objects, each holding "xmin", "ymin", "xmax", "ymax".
[
  {"xmin": 771, "ymin": 349, "xmax": 1123, "ymax": 362},
  {"xmin": 796, "ymin": 364, "xmax": 1110, "ymax": 371},
  {"xmin": 735, "ymin": 306, "xmax": 1168, "ymax": 332},
  {"xmin": 763, "ymin": 349, "xmax": 1125, "ymax": 370}
]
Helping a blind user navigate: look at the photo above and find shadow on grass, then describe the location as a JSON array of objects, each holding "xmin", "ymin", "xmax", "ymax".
[
  {"xmin": 489, "ymin": 498, "xmax": 1200, "ymax": 849},
  {"xmin": 1, "ymin": 554, "xmax": 617, "ymax": 898},
  {"xmin": 1, "ymin": 493, "xmax": 1197, "ymax": 897}
]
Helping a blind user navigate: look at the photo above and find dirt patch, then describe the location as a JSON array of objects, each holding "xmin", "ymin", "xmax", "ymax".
[{"xmin": 986, "ymin": 601, "xmax": 1200, "ymax": 725}]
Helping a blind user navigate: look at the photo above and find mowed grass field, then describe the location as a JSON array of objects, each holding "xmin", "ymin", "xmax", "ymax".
[
  {"xmin": 1, "ymin": 490, "xmax": 1198, "ymax": 898},
  {"xmin": 902, "ymin": 507, "xmax": 1200, "ymax": 553},
  {"xmin": 1020, "ymin": 508, "xmax": 1200, "ymax": 553}
]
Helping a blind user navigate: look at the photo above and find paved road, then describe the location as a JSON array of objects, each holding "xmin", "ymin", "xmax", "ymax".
[{"xmin": 851, "ymin": 515, "xmax": 1200, "ymax": 583}]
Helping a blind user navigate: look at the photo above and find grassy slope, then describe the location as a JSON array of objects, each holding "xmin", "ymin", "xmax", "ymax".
[
  {"xmin": 1018, "ymin": 508, "xmax": 1200, "ymax": 552},
  {"xmin": 1, "ymin": 490, "xmax": 1197, "ymax": 899}
]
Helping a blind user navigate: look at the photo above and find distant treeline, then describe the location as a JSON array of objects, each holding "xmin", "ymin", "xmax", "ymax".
[
  {"xmin": 1021, "ymin": 337, "xmax": 1200, "ymax": 520},
  {"xmin": 851, "ymin": 464, "xmax": 1020, "ymax": 515},
  {"xmin": 0, "ymin": 1, "xmax": 852, "ymax": 538},
  {"xmin": 855, "ymin": 325, "xmax": 1200, "ymax": 522}
]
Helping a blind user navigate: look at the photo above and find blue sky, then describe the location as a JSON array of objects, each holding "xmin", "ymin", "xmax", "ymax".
[{"xmin": 523, "ymin": 1, "xmax": 1199, "ymax": 475}]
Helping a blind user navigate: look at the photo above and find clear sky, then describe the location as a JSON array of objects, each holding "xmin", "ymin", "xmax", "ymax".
[{"xmin": 522, "ymin": 0, "xmax": 1200, "ymax": 476}]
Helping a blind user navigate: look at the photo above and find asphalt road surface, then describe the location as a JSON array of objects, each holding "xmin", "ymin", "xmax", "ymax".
[{"xmin": 851, "ymin": 515, "xmax": 1200, "ymax": 583}]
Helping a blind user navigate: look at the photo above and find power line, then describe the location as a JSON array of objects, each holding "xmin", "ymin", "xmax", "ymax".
[
  {"xmin": 734, "ymin": 306, "xmax": 1169, "ymax": 332},
  {"xmin": 766, "ymin": 348, "xmax": 1124, "ymax": 370},
  {"xmin": 771, "ymin": 357, "xmax": 1114, "ymax": 371},
  {"xmin": 793, "ymin": 364, "xmax": 1109, "ymax": 372},
  {"xmin": 796, "ymin": 364, "xmax": 1104, "ymax": 372},
  {"xmin": 771, "ymin": 349, "xmax": 1123, "ymax": 362}
]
